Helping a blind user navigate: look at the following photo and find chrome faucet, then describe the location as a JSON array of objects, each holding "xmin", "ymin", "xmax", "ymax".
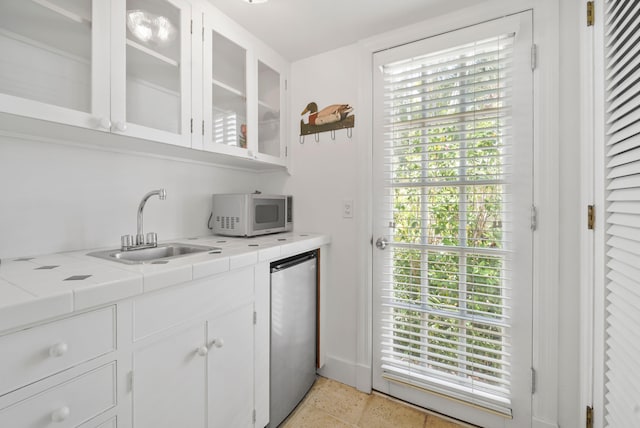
[{"xmin": 121, "ymin": 189, "xmax": 167, "ymax": 251}]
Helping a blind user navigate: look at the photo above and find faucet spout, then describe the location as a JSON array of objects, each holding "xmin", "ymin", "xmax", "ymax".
[{"xmin": 136, "ymin": 189, "xmax": 166, "ymax": 245}]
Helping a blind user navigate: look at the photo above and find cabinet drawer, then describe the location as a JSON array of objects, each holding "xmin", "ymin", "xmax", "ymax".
[
  {"xmin": 0, "ymin": 307, "xmax": 116, "ymax": 396},
  {"xmin": 0, "ymin": 362, "xmax": 116, "ymax": 428},
  {"xmin": 134, "ymin": 267, "xmax": 253, "ymax": 340}
]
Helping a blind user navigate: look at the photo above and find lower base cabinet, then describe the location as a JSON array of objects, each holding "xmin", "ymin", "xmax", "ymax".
[
  {"xmin": 130, "ymin": 266, "xmax": 258, "ymax": 428},
  {"xmin": 0, "ymin": 363, "xmax": 117, "ymax": 428},
  {"xmin": 132, "ymin": 323, "xmax": 207, "ymax": 428},
  {"xmin": 207, "ymin": 303, "xmax": 254, "ymax": 427}
]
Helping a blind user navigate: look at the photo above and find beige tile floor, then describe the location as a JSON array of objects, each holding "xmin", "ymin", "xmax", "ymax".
[{"xmin": 280, "ymin": 376, "xmax": 472, "ymax": 428}]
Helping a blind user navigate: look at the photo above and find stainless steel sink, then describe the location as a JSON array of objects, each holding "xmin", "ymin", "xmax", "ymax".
[{"xmin": 87, "ymin": 243, "xmax": 222, "ymax": 265}]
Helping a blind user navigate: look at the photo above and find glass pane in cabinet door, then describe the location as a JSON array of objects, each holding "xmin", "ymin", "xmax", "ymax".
[
  {"xmin": 125, "ymin": 0, "xmax": 181, "ymax": 134},
  {"xmin": 0, "ymin": 0, "xmax": 92, "ymax": 111},
  {"xmin": 258, "ymin": 61, "xmax": 280, "ymax": 157},
  {"xmin": 212, "ymin": 32, "xmax": 246, "ymax": 148}
]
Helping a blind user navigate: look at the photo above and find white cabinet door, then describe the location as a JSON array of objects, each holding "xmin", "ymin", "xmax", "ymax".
[
  {"xmin": 200, "ymin": 5, "xmax": 288, "ymax": 168},
  {"xmin": 202, "ymin": 14, "xmax": 249, "ymax": 157},
  {"xmin": 207, "ymin": 304, "xmax": 254, "ymax": 428},
  {"xmin": 133, "ymin": 323, "xmax": 206, "ymax": 428},
  {"xmin": 255, "ymin": 57, "xmax": 286, "ymax": 165},
  {"xmin": 0, "ymin": 0, "xmax": 111, "ymax": 131},
  {"xmin": 111, "ymin": 0, "xmax": 193, "ymax": 147}
]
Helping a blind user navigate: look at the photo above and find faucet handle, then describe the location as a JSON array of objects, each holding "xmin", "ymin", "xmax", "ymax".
[
  {"xmin": 146, "ymin": 232, "xmax": 158, "ymax": 246},
  {"xmin": 121, "ymin": 234, "xmax": 134, "ymax": 250},
  {"xmin": 136, "ymin": 234, "xmax": 145, "ymax": 246}
]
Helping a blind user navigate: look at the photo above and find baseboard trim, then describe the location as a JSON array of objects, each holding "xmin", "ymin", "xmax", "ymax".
[
  {"xmin": 355, "ymin": 363, "xmax": 372, "ymax": 393},
  {"xmin": 317, "ymin": 354, "xmax": 357, "ymax": 388}
]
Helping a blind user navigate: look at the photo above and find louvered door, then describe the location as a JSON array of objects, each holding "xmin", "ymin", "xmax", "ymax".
[{"xmin": 601, "ymin": 0, "xmax": 640, "ymax": 426}]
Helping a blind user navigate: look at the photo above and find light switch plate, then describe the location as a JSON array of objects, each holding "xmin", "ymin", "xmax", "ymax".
[{"xmin": 343, "ymin": 199, "xmax": 353, "ymax": 218}]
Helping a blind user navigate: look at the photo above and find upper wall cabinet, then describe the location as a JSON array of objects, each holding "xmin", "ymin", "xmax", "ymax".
[
  {"xmin": 0, "ymin": 0, "xmax": 111, "ymax": 130},
  {"xmin": 201, "ymin": 6, "xmax": 288, "ymax": 167},
  {"xmin": 0, "ymin": 0, "xmax": 289, "ymax": 169},
  {"xmin": 111, "ymin": 0, "xmax": 193, "ymax": 147}
]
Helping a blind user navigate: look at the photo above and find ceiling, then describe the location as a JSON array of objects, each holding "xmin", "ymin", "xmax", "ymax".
[{"xmin": 207, "ymin": 0, "xmax": 482, "ymax": 61}]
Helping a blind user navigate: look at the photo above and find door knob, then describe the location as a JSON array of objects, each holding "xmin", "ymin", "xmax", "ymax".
[{"xmin": 375, "ymin": 237, "xmax": 388, "ymax": 250}]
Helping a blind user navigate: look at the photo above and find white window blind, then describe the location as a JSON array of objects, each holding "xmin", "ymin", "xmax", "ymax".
[
  {"xmin": 603, "ymin": 1, "xmax": 640, "ymax": 426},
  {"xmin": 379, "ymin": 34, "xmax": 515, "ymax": 415}
]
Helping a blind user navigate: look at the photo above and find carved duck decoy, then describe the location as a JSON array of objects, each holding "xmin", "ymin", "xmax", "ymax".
[{"xmin": 301, "ymin": 102, "xmax": 353, "ymax": 126}]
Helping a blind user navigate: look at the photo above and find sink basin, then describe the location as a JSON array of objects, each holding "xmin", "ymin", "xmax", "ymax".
[{"xmin": 88, "ymin": 243, "xmax": 222, "ymax": 265}]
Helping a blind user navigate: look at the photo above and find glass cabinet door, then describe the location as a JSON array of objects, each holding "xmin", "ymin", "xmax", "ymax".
[
  {"xmin": 257, "ymin": 61, "xmax": 281, "ymax": 158},
  {"xmin": 112, "ymin": 0, "xmax": 191, "ymax": 147},
  {"xmin": 0, "ymin": 0, "xmax": 110, "ymax": 129},
  {"xmin": 205, "ymin": 30, "xmax": 247, "ymax": 151}
]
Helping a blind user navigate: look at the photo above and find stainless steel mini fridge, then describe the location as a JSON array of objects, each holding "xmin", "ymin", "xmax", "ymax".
[{"xmin": 269, "ymin": 251, "xmax": 317, "ymax": 427}]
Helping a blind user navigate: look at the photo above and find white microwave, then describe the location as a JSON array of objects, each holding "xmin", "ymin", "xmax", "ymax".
[{"xmin": 211, "ymin": 193, "xmax": 293, "ymax": 237}]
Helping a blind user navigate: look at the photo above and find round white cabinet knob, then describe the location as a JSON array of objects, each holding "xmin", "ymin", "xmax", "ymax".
[
  {"xmin": 51, "ymin": 406, "xmax": 70, "ymax": 423},
  {"xmin": 49, "ymin": 342, "xmax": 68, "ymax": 358},
  {"xmin": 113, "ymin": 121, "xmax": 127, "ymax": 132},
  {"xmin": 211, "ymin": 338, "xmax": 224, "ymax": 348},
  {"xmin": 98, "ymin": 117, "xmax": 112, "ymax": 130},
  {"xmin": 196, "ymin": 346, "xmax": 209, "ymax": 357}
]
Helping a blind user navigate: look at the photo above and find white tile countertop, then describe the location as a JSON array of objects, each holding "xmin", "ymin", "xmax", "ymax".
[{"xmin": 0, "ymin": 233, "xmax": 329, "ymax": 333}]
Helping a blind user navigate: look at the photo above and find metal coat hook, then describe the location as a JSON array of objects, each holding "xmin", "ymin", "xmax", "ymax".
[
  {"xmin": 299, "ymin": 135, "xmax": 305, "ymax": 144},
  {"xmin": 314, "ymin": 133, "xmax": 320, "ymax": 143},
  {"xmin": 330, "ymin": 130, "xmax": 336, "ymax": 141},
  {"xmin": 347, "ymin": 127, "xmax": 353, "ymax": 138}
]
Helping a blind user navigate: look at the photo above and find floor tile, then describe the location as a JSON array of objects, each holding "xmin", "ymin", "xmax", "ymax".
[
  {"xmin": 425, "ymin": 415, "xmax": 467, "ymax": 428},
  {"xmin": 282, "ymin": 403, "xmax": 355, "ymax": 428},
  {"xmin": 283, "ymin": 376, "xmax": 467, "ymax": 428},
  {"xmin": 302, "ymin": 378, "xmax": 369, "ymax": 425},
  {"xmin": 358, "ymin": 394, "xmax": 427, "ymax": 428}
]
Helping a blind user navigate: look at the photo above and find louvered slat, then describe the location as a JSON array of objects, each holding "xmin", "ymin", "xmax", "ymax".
[{"xmin": 603, "ymin": 1, "xmax": 640, "ymax": 426}]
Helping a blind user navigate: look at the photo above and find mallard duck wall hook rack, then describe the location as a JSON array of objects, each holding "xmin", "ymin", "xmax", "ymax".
[{"xmin": 299, "ymin": 102, "xmax": 354, "ymax": 143}]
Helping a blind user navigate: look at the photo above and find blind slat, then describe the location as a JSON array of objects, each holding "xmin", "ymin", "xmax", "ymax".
[{"xmin": 378, "ymin": 31, "xmax": 515, "ymax": 410}]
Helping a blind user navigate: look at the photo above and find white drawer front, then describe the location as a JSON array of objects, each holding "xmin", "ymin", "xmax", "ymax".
[
  {"xmin": 134, "ymin": 267, "xmax": 253, "ymax": 341},
  {"xmin": 0, "ymin": 362, "xmax": 116, "ymax": 427},
  {"xmin": 0, "ymin": 307, "xmax": 116, "ymax": 396}
]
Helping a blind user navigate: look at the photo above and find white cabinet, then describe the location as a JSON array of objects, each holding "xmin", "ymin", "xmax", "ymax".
[
  {"xmin": 0, "ymin": 307, "xmax": 118, "ymax": 428},
  {"xmin": 0, "ymin": 0, "xmax": 111, "ymax": 130},
  {"xmin": 200, "ymin": 5, "xmax": 289, "ymax": 167},
  {"xmin": 130, "ymin": 266, "xmax": 261, "ymax": 428},
  {"xmin": 0, "ymin": 0, "xmax": 289, "ymax": 168},
  {"xmin": 111, "ymin": 0, "xmax": 193, "ymax": 147},
  {"xmin": 132, "ymin": 323, "xmax": 206, "ymax": 428},
  {"xmin": 0, "ymin": 306, "xmax": 116, "ymax": 396},
  {"xmin": 0, "ymin": 363, "xmax": 117, "ymax": 428},
  {"xmin": 207, "ymin": 304, "xmax": 254, "ymax": 427},
  {"xmin": 0, "ymin": 0, "xmax": 193, "ymax": 147}
]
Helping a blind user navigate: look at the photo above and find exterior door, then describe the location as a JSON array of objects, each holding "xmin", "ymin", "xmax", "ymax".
[{"xmin": 372, "ymin": 12, "xmax": 534, "ymax": 428}]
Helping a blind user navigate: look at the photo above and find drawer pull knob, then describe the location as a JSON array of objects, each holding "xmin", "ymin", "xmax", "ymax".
[
  {"xmin": 51, "ymin": 406, "xmax": 70, "ymax": 422},
  {"xmin": 49, "ymin": 343, "xmax": 68, "ymax": 358},
  {"xmin": 196, "ymin": 346, "xmax": 209, "ymax": 357},
  {"xmin": 211, "ymin": 338, "xmax": 225, "ymax": 348}
]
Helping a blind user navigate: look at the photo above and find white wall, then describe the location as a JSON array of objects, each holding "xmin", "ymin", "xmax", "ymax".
[{"xmin": 0, "ymin": 136, "xmax": 259, "ymax": 259}]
